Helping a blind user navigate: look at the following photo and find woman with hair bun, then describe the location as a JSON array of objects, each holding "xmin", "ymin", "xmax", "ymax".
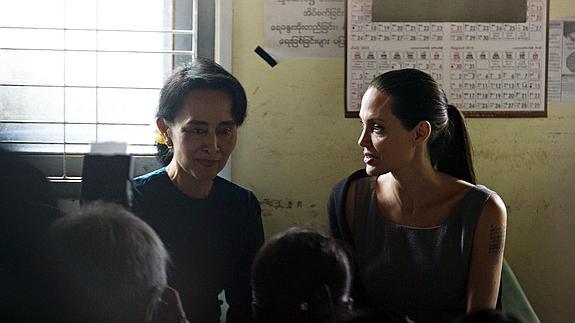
[
  {"xmin": 328, "ymin": 69, "xmax": 507, "ymax": 323},
  {"xmin": 132, "ymin": 58, "xmax": 264, "ymax": 323}
]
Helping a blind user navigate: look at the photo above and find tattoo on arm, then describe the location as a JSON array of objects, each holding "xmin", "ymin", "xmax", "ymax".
[{"xmin": 488, "ymin": 225, "xmax": 505, "ymax": 256}]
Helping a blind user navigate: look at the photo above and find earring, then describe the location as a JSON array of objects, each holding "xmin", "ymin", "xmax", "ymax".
[{"xmin": 164, "ymin": 134, "xmax": 173, "ymax": 149}]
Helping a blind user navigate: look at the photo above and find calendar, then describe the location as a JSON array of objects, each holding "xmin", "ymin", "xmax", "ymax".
[{"xmin": 345, "ymin": 0, "xmax": 548, "ymax": 117}]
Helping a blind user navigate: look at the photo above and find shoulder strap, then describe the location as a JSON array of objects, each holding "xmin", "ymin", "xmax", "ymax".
[
  {"xmin": 354, "ymin": 177, "xmax": 375, "ymax": 215},
  {"xmin": 328, "ymin": 169, "xmax": 368, "ymax": 245},
  {"xmin": 351, "ymin": 177, "xmax": 376, "ymax": 239},
  {"xmin": 460, "ymin": 185, "xmax": 494, "ymax": 231}
]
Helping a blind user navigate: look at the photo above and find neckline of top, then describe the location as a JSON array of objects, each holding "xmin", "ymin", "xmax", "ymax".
[{"xmin": 368, "ymin": 178, "xmax": 484, "ymax": 230}]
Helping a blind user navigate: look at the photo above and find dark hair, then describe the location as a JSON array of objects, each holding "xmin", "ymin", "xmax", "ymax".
[
  {"xmin": 251, "ymin": 228, "xmax": 352, "ymax": 323},
  {"xmin": 451, "ymin": 309, "xmax": 523, "ymax": 323},
  {"xmin": 155, "ymin": 57, "xmax": 248, "ymax": 165},
  {"xmin": 369, "ymin": 69, "xmax": 476, "ymax": 184}
]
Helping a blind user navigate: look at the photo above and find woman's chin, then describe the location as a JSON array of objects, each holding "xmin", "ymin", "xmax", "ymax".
[
  {"xmin": 201, "ymin": 166, "xmax": 226, "ymax": 180},
  {"xmin": 365, "ymin": 165, "xmax": 384, "ymax": 177},
  {"xmin": 194, "ymin": 170, "xmax": 220, "ymax": 182}
]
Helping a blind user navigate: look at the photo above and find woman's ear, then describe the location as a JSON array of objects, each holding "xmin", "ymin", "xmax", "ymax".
[
  {"xmin": 156, "ymin": 118, "xmax": 172, "ymax": 147},
  {"xmin": 148, "ymin": 286, "xmax": 188, "ymax": 323},
  {"xmin": 143, "ymin": 285, "xmax": 163, "ymax": 323},
  {"xmin": 413, "ymin": 120, "xmax": 432, "ymax": 144},
  {"xmin": 156, "ymin": 117, "xmax": 169, "ymax": 134}
]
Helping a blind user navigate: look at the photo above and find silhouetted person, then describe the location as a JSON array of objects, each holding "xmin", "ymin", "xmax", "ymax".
[
  {"xmin": 252, "ymin": 228, "xmax": 353, "ymax": 323},
  {"xmin": 0, "ymin": 147, "xmax": 61, "ymax": 322},
  {"xmin": 47, "ymin": 202, "xmax": 187, "ymax": 323}
]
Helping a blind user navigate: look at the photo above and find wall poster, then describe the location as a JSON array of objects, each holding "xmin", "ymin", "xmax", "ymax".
[
  {"xmin": 548, "ymin": 19, "xmax": 575, "ymax": 102},
  {"xmin": 266, "ymin": 0, "xmax": 345, "ymax": 59},
  {"xmin": 345, "ymin": 0, "xmax": 549, "ymax": 117}
]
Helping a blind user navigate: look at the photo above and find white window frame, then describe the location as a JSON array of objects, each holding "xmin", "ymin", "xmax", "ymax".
[
  {"xmin": 1, "ymin": 0, "xmax": 227, "ymax": 197},
  {"xmin": 215, "ymin": 0, "xmax": 233, "ymax": 180}
]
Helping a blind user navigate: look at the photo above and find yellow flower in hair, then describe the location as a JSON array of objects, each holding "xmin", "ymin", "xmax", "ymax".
[{"xmin": 155, "ymin": 131, "xmax": 166, "ymax": 145}]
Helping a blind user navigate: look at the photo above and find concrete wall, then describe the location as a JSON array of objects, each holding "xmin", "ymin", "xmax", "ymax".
[{"xmin": 231, "ymin": 1, "xmax": 575, "ymax": 322}]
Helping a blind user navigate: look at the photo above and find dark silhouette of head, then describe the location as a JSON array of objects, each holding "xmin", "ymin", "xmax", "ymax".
[
  {"xmin": 251, "ymin": 228, "xmax": 352, "ymax": 323},
  {"xmin": 47, "ymin": 202, "xmax": 169, "ymax": 323}
]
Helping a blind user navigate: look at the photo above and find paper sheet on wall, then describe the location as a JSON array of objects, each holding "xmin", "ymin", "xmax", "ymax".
[
  {"xmin": 346, "ymin": 0, "xmax": 548, "ymax": 117},
  {"xmin": 547, "ymin": 19, "xmax": 575, "ymax": 102},
  {"xmin": 266, "ymin": 0, "xmax": 345, "ymax": 59},
  {"xmin": 372, "ymin": 0, "xmax": 527, "ymax": 23}
]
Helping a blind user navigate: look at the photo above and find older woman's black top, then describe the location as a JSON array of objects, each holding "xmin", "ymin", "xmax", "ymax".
[{"xmin": 132, "ymin": 167, "xmax": 264, "ymax": 323}]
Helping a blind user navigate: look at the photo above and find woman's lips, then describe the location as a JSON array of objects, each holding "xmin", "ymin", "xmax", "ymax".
[
  {"xmin": 363, "ymin": 153, "xmax": 376, "ymax": 165},
  {"xmin": 197, "ymin": 159, "xmax": 219, "ymax": 167}
]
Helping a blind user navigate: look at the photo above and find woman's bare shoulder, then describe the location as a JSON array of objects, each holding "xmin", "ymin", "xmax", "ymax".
[{"xmin": 479, "ymin": 193, "xmax": 507, "ymax": 226}]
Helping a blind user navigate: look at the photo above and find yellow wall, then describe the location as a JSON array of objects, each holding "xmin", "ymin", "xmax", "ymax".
[{"xmin": 231, "ymin": 1, "xmax": 575, "ymax": 322}]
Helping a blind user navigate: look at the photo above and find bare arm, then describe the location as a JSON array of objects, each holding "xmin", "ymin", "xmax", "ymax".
[{"xmin": 466, "ymin": 194, "xmax": 507, "ymax": 312}]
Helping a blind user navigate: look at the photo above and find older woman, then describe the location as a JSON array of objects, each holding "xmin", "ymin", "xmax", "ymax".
[{"xmin": 132, "ymin": 58, "xmax": 264, "ymax": 323}]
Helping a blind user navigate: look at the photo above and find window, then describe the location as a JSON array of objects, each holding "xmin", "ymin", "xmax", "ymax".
[{"xmin": 0, "ymin": 0, "xmax": 216, "ymax": 190}]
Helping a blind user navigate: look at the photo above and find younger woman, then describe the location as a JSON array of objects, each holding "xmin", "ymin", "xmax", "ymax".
[{"xmin": 328, "ymin": 69, "xmax": 507, "ymax": 322}]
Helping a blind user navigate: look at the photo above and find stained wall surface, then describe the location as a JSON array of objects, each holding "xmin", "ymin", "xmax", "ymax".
[{"xmin": 231, "ymin": 1, "xmax": 575, "ymax": 322}]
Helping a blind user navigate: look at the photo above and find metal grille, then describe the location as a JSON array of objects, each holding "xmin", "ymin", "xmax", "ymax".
[{"xmin": 0, "ymin": 0, "xmax": 197, "ymax": 179}]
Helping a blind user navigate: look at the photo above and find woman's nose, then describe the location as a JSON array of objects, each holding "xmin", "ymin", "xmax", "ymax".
[
  {"xmin": 357, "ymin": 127, "xmax": 369, "ymax": 147},
  {"xmin": 203, "ymin": 132, "xmax": 220, "ymax": 154}
]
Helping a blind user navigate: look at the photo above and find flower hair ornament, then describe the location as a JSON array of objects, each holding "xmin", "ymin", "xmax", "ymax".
[{"xmin": 155, "ymin": 130, "xmax": 172, "ymax": 148}]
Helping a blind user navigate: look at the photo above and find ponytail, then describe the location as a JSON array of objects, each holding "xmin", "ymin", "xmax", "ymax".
[{"xmin": 436, "ymin": 105, "xmax": 476, "ymax": 184}]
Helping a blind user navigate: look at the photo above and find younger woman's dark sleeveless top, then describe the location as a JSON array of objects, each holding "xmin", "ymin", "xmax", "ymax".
[{"xmin": 352, "ymin": 177, "xmax": 494, "ymax": 322}]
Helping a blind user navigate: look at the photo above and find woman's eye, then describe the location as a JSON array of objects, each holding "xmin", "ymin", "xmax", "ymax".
[
  {"xmin": 372, "ymin": 124, "xmax": 385, "ymax": 134},
  {"xmin": 185, "ymin": 128, "xmax": 206, "ymax": 135},
  {"xmin": 218, "ymin": 127, "xmax": 235, "ymax": 136}
]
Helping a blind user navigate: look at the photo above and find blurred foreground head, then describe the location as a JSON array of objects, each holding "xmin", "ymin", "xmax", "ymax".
[
  {"xmin": 251, "ymin": 228, "xmax": 352, "ymax": 323},
  {"xmin": 48, "ymin": 202, "xmax": 169, "ymax": 323}
]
